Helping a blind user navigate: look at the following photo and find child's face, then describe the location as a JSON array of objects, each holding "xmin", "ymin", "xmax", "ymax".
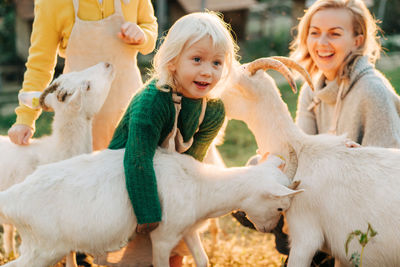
[
  {"xmin": 306, "ymin": 8, "xmax": 363, "ymax": 81},
  {"xmin": 169, "ymin": 36, "xmax": 225, "ymax": 99}
]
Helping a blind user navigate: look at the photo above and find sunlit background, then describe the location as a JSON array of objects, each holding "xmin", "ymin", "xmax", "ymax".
[{"xmin": 0, "ymin": 0, "xmax": 399, "ymax": 266}]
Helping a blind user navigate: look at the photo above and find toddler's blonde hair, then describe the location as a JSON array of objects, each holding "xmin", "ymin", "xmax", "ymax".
[
  {"xmin": 153, "ymin": 12, "xmax": 238, "ymax": 91},
  {"xmin": 290, "ymin": 0, "xmax": 381, "ymax": 83}
]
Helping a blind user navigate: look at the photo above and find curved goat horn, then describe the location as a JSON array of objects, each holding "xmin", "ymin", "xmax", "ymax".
[
  {"xmin": 247, "ymin": 57, "xmax": 297, "ymax": 93},
  {"xmin": 39, "ymin": 83, "xmax": 58, "ymax": 112},
  {"xmin": 270, "ymin": 56, "xmax": 315, "ymax": 91},
  {"xmin": 285, "ymin": 144, "xmax": 298, "ymax": 180}
]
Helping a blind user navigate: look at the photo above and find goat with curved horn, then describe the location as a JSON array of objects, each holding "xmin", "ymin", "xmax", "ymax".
[
  {"xmin": 246, "ymin": 56, "xmax": 315, "ymax": 93},
  {"xmin": 240, "ymin": 56, "xmax": 315, "ymax": 179},
  {"xmin": 221, "ymin": 55, "xmax": 400, "ymax": 266},
  {"xmin": 270, "ymin": 56, "xmax": 315, "ymax": 91},
  {"xmin": 246, "ymin": 57, "xmax": 298, "ymax": 93}
]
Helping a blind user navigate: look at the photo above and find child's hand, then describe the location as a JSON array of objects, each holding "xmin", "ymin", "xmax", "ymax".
[
  {"xmin": 136, "ymin": 222, "xmax": 160, "ymax": 234},
  {"xmin": 118, "ymin": 22, "xmax": 145, "ymax": 45},
  {"xmin": 8, "ymin": 124, "xmax": 33, "ymax": 145}
]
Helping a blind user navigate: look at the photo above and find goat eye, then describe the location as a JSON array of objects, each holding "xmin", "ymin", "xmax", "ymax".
[
  {"xmin": 277, "ymin": 208, "xmax": 283, "ymax": 212},
  {"xmin": 57, "ymin": 91, "xmax": 69, "ymax": 102}
]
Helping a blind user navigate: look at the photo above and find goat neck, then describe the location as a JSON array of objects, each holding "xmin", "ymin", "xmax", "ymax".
[
  {"xmin": 246, "ymin": 82, "xmax": 305, "ymax": 179},
  {"xmin": 49, "ymin": 111, "xmax": 93, "ymax": 159},
  {"xmin": 192, "ymin": 165, "xmax": 275, "ymax": 219}
]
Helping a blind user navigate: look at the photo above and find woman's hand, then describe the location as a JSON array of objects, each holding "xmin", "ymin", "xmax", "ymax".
[
  {"xmin": 118, "ymin": 22, "xmax": 145, "ymax": 45},
  {"xmin": 8, "ymin": 124, "xmax": 33, "ymax": 145}
]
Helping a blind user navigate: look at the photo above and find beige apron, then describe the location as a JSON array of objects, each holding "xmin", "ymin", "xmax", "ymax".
[
  {"xmin": 64, "ymin": 0, "xmax": 142, "ymax": 151},
  {"xmin": 97, "ymin": 93, "xmax": 207, "ymax": 266},
  {"xmin": 161, "ymin": 93, "xmax": 207, "ymax": 153}
]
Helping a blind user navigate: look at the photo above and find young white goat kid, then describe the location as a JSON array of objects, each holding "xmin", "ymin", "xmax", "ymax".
[
  {"xmin": 0, "ymin": 62, "xmax": 114, "ymax": 261},
  {"xmin": 221, "ymin": 58, "xmax": 400, "ymax": 267},
  {"xmin": 0, "ymin": 147, "xmax": 302, "ymax": 267}
]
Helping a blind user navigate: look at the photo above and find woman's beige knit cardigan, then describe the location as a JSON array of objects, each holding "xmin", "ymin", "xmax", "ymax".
[{"xmin": 296, "ymin": 56, "xmax": 400, "ymax": 148}]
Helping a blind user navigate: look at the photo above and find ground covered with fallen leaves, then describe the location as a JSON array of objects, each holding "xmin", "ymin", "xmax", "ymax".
[{"xmin": 183, "ymin": 215, "xmax": 286, "ymax": 267}]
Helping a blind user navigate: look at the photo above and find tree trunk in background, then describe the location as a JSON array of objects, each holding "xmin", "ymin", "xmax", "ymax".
[
  {"xmin": 291, "ymin": 0, "xmax": 305, "ymax": 25},
  {"xmin": 291, "ymin": 0, "xmax": 305, "ymax": 38}
]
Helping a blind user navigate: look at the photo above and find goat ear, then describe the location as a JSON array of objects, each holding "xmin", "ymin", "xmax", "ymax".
[
  {"xmin": 66, "ymin": 80, "xmax": 89, "ymax": 104},
  {"xmin": 66, "ymin": 87, "xmax": 83, "ymax": 108},
  {"xmin": 265, "ymin": 183, "xmax": 304, "ymax": 199}
]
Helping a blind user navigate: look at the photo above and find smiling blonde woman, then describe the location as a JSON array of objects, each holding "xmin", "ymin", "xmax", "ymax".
[
  {"xmin": 272, "ymin": 0, "xmax": 400, "ymax": 266},
  {"xmin": 293, "ymin": 0, "xmax": 400, "ymax": 147}
]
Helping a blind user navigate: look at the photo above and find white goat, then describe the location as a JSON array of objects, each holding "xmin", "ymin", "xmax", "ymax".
[
  {"xmin": 0, "ymin": 62, "xmax": 114, "ymax": 261},
  {"xmin": 220, "ymin": 58, "xmax": 400, "ymax": 267},
  {"xmin": 0, "ymin": 147, "xmax": 302, "ymax": 267}
]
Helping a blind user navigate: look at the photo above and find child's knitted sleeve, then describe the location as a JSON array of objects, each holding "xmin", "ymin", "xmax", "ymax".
[
  {"xmin": 118, "ymin": 89, "xmax": 173, "ymax": 224},
  {"xmin": 185, "ymin": 99, "xmax": 226, "ymax": 161}
]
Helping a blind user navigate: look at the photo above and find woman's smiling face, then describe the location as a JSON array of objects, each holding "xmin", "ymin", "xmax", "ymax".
[{"xmin": 306, "ymin": 8, "xmax": 363, "ymax": 81}]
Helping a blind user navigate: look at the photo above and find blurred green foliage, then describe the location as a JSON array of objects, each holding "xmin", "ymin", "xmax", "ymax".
[
  {"xmin": 372, "ymin": 0, "xmax": 400, "ymax": 35},
  {"xmin": 0, "ymin": 112, "xmax": 54, "ymax": 138},
  {"xmin": 240, "ymin": 0, "xmax": 292, "ymax": 61},
  {"xmin": 0, "ymin": 0, "xmax": 17, "ymax": 64},
  {"xmin": 240, "ymin": 34, "xmax": 291, "ymax": 62},
  {"xmin": 382, "ymin": 35, "xmax": 400, "ymax": 53}
]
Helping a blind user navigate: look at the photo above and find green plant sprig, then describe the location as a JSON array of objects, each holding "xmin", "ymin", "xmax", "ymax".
[{"xmin": 345, "ymin": 223, "xmax": 378, "ymax": 267}]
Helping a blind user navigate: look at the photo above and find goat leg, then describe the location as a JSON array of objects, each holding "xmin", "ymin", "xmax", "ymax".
[
  {"xmin": 151, "ymin": 229, "xmax": 181, "ymax": 267},
  {"xmin": 3, "ymin": 223, "xmax": 16, "ymax": 259},
  {"xmin": 65, "ymin": 251, "xmax": 78, "ymax": 267},
  {"xmin": 184, "ymin": 229, "xmax": 208, "ymax": 267},
  {"xmin": 287, "ymin": 231, "xmax": 324, "ymax": 267}
]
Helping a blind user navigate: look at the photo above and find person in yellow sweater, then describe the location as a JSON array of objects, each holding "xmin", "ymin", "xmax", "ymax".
[
  {"xmin": 8, "ymin": 0, "xmax": 158, "ymax": 151},
  {"xmin": 7, "ymin": 0, "xmax": 157, "ymax": 266}
]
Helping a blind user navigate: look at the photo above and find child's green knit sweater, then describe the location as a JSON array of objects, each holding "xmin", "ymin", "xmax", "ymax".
[{"xmin": 108, "ymin": 80, "xmax": 225, "ymax": 224}]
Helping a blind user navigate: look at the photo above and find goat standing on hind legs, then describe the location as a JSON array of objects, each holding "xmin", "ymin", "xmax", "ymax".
[
  {"xmin": 220, "ymin": 57, "xmax": 400, "ymax": 267},
  {"xmin": 0, "ymin": 62, "xmax": 115, "ymax": 266}
]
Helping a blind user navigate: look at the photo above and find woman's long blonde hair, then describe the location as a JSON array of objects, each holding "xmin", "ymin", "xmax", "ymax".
[
  {"xmin": 152, "ymin": 12, "xmax": 238, "ymax": 91},
  {"xmin": 290, "ymin": 0, "xmax": 381, "ymax": 82}
]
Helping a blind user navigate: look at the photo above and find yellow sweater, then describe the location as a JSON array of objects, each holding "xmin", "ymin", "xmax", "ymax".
[{"xmin": 15, "ymin": 0, "xmax": 158, "ymax": 130}]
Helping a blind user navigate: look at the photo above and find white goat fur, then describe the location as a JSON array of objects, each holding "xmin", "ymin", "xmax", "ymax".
[
  {"xmin": 0, "ymin": 62, "xmax": 114, "ymax": 258},
  {"xmin": 0, "ymin": 148, "xmax": 301, "ymax": 267},
  {"xmin": 220, "ymin": 68, "xmax": 400, "ymax": 267}
]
